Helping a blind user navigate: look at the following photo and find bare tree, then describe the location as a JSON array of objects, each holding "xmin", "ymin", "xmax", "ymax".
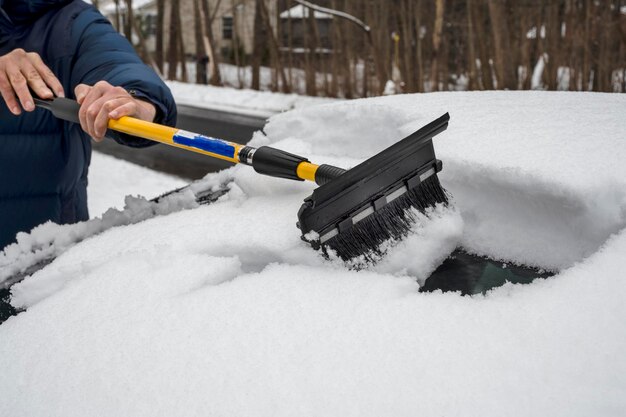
[
  {"xmin": 251, "ymin": 0, "xmax": 265, "ymax": 90},
  {"xmin": 465, "ymin": 0, "xmax": 480, "ymax": 90},
  {"xmin": 227, "ymin": 0, "xmax": 624, "ymax": 96},
  {"xmin": 156, "ymin": 0, "xmax": 165, "ymax": 74},
  {"xmin": 194, "ymin": 0, "xmax": 209, "ymax": 84},
  {"xmin": 167, "ymin": 0, "xmax": 182, "ymax": 80},
  {"xmin": 124, "ymin": 0, "xmax": 133, "ymax": 41},
  {"xmin": 200, "ymin": 0, "xmax": 222, "ymax": 85},
  {"xmin": 488, "ymin": 0, "xmax": 516, "ymax": 89},
  {"xmin": 259, "ymin": 0, "xmax": 290, "ymax": 92},
  {"xmin": 430, "ymin": 0, "xmax": 445, "ymax": 91},
  {"xmin": 113, "ymin": 0, "xmax": 121, "ymax": 32}
]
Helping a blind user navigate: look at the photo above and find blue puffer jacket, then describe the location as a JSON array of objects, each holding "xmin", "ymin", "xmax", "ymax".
[{"xmin": 0, "ymin": 0, "xmax": 177, "ymax": 250}]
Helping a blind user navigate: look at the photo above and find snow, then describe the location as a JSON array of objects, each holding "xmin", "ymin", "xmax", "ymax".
[
  {"xmin": 280, "ymin": 4, "xmax": 334, "ymax": 19},
  {"xmin": 166, "ymin": 80, "xmax": 336, "ymax": 118},
  {"xmin": 1, "ymin": 90, "xmax": 626, "ymax": 416},
  {"xmin": 0, "ymin": 153, "xmax": 189, "ymax": 286},
  {"xmin": 99, "ymin": 0, "xmax": 153, "ymax": 14},
  {"xmin": 88, "ymin": 152, "xmax": 187, "ymax": 217}
]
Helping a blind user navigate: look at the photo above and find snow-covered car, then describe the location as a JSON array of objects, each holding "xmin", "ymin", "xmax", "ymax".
[{"xmin": 1, "ymin": 91, "xmax": 625, "ymax": 416}]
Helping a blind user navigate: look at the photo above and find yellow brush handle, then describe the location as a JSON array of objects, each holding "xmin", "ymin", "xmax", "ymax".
[
  {"xmin": 36, "ymin": 96, "xmax": 323, "ymax": 182},
  {"xmin": 108, "ymin": 116, "xmax": 242, "ymax": 164},
  {"xmin": 107, "ymin": 115, "xmax": 320, "ymax": 181}
]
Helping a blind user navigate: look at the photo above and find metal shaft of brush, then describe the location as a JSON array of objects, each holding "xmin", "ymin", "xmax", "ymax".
[{"xmin": 33, "ymin": 97, "xmax": 346, "ymax": 186}]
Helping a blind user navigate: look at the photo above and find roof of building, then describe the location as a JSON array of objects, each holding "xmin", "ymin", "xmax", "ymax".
[{"xmin": 279, "ymin": 4, "xmax": 333, "ymax": 20}]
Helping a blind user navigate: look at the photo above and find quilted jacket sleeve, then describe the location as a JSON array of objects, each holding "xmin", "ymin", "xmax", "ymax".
[{"xmin": 69, "ymin": 6, "xmax": 177, "ymax": 147}]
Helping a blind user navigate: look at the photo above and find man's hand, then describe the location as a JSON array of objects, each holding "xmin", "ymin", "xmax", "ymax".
[
  {"xmin": 75, "ymin": 81, "xmax": 157, "ymax": 142},
  {"xmin": 0, "ymin": 49, "xmax": 65, "ymax": 115}
]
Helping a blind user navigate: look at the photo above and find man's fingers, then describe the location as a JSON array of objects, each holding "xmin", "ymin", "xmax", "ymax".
[
  {"xmin": 92, "ymin": 97, "xmax": 131, "ymax": 140},
  {"xmin": 27, "ymin": 52, "xmax": 64, "ymax": 98},
  {"xmin": 84, "ymin": 97, "xmax": 103, "ymax": 139},
  {"xmin": 6, "ymin": 64, "xmax": 34, "ymax": 111},
  {"xmin": 74, "ymin": 84, "xmax": 90, "ymax": 104},
  {"xmin": 0, "ymin": 72, "xmax": 20, "ymax": 115},
  {"xmin": 21, "ymin": 58, "xmax": 53, "ymax": 100},
  {"xmin": 0, "ymin": 49, "xmax": 63, "ymax": 114},
  {"xmin": 83, "ymin": 93, "xmax": 119, "ymax": 139},
  {"xmin": 77, "ymin": 85, "xmax": 104, "ymax": 136},
  {"xmin": 108, "ymin": 101, "xmax": 136, "ymax": 120},
  {"xmin": 74, "ymin": 81, "xmax": 147, "ymax": 141}
]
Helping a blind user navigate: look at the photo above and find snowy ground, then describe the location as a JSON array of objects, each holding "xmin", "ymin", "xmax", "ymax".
[
  {"xmin": 167, "ymin": 79, "xmax": 336, "ymax": 118},
  {"xmin": 1, "ymin": 91, "xmax": 625, "ymax": 416}
]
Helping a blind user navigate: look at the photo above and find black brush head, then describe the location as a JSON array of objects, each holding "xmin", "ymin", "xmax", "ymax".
[
  {"xmin": 297, "ymin": 113, "xmax": 450, "ymax": 262},
  {"xmin": 320, "ymin": 175, "xmax": 448, "ymax": 263}
]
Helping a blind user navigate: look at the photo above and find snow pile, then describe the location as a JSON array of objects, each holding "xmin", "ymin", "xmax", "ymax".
[
  {"xmin": 260, "ymin": 92, "xmax": 626, "ymax": 270},
  {"xmin": 1, "ymin": 91, "xmax": 625, "ymax": 416}
]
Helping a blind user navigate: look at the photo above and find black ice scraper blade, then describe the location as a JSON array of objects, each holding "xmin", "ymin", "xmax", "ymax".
[{"xmin": 297, "ymin": 113, "xmax": 450, "ymax": 262}]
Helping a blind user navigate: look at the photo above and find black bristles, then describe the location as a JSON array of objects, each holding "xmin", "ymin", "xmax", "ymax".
[
  {"xmin": 322, "ymin": 175, "xmax": 449, "ymax": 263},
  {"xmin": 297, "ymin": 113, "xmax": 451, "ymax": 264}
]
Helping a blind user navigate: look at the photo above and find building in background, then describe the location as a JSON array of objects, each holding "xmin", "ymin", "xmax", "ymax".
[
  {"xmin": 97, "ymin": 0, "xmax": 271, "ymax": 59},
  {"xmin": 279, "ymin": 4, "xmax": 332, "ymax": 50}
]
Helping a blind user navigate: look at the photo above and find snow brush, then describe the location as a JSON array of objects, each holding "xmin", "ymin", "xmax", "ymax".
[{"xmin": 35, "ymin": 96, "xmax": 450, "ymax": 262}]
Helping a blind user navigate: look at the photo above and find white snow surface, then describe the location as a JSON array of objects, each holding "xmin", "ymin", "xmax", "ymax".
[
  {"xmin": 1, "ymin": 91, "xmax": 625, "ymax": 416},
  {"xmin": 88, "ymin": 152, "xmax": 188, "ymax": 217},
  {"xmin": 167, "ymin": 80, "xmax": 336, "ymax": 118},
  {"xmin": 0, "ymin": 153, "xmax": 189, "ymax": 285},
  {"xmin": 280, "ymin": 4, "xmax": 334, "ymax": 19}
]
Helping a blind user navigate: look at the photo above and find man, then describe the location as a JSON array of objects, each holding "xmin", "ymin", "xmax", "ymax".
[{"xmin": 0, "ymin": 0, "xmax": 177, "ymax": 250}]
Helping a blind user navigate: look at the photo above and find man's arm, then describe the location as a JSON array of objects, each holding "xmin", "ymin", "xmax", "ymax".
[
  {"xmin": 0, "ymin": 45, "xmax": 167, "ymax": 143},
  {"xmin": 69, "ymin": 6, "xmax": 176, "ymax": 145},
  {"xmin": 0, "ymin": 7, "xmax": 176, "ymax": 144}
]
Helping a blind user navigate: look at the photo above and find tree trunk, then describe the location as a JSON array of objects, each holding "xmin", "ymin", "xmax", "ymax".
[
  {"xmin": 519, "ymin": 3, "xmax": 535, "ymax": 90},
  {"xmin": 167, "ymin": 0, "xmax": 180, "ymax": 80},
  {"xmin": 598, "ymin": 0, "xmax": 620, "ymax": 91},
  {"xmin": 430, "ymin": 0, "xmax": 445, "ymax": 91},
  {"xmin": 543, "ymin": 0, "xmax": 561, "ymax": 90},
  {"xmin": 364, "ymin": 0, "xmax": 387, "ymax": 94},
  {"xmin": 583, "ymin": 0, "xmax": 593, "ymax": 91},
  {"xmin": 156, "ymin": 0, "xmax": 165, "ymax": 73},
  {"xmin": 177, "ymin": 10, "xmax": 188, "ymax": 83},
  {"xmin": 338, "ymin": 1, "xmax": 354, "ymax": 98},
  {"xmin": 113, "ymin": 0, "xmax": 121, "ymax": 32},
  {"xmin": 330, "ymin": 0, "xmax": 341, "ymax": 97},
  {"xmin": 305, "ymin": 8, "xmax": 318, "ymax": 96},
  {"xmin": 124, "ymin": 0, "xmax": 133, "ymax": 41},
  {"xmin": 398, "ymin": 0, "xmax": 414, "ymax": 92},
  {"xmin": 251, "ymin": 0, "xmax": 264, "ymax": 90},
  {"xmin": 259, "ymin": 0, "xmax": 290, "ymax": 93},
  {"xmin": 414, "ymin": 0, "xmax": 424, "ymax": 92},
  {"xmin": 488, "ymin": 0, "xmax": 516, "ymax": 89},
  {"xmin": 200, "ymin": 0, "xmax": 222, "ymax": 85},
  {"xmin": 466, "ymin": 0, "xmax": 479, "ymax": 90},
  {"xmin": 194, "ymin": 0, "xmax": 208, "ymax": 84},
  {"xmin": 232, "ymin": 0, "xmax": 244, "ymax": 88},
  {"xmin": 472, "ymin": 1, "xmax": 493, "ymax": 89}
]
